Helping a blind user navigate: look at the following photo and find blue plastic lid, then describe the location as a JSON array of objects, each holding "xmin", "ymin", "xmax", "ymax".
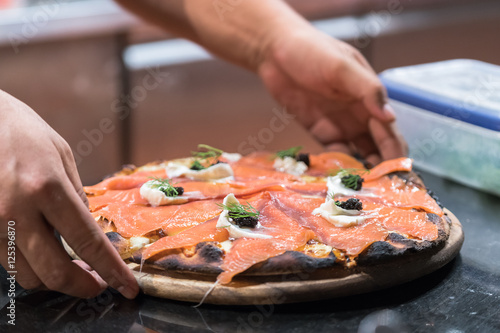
[{"xmin": 379, "ymin": 59, "xmax": 500, "ymax": 132}]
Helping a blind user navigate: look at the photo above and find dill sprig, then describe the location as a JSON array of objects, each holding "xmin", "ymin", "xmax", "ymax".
[
  {"xmin": 192, "ymin": 144, "xmax": 224, "ymax": 160},
  {"xmin": 217, "ymin": 201, "xmax": 260, "ymax": 219},
  {"xmin": 276, "ymin": 146, "xmax": 303, "ymax": 159},
  {"xmin": 337, "ymin": 170, "xmax": 364, "ymax": 191},
  {"xmin": 190, "ymin": 160, "xmax": 205, "ymax": 171},
  {"xmin": 148, "ymin": 177, "xmax": 182, "ymax": 197},
  {"xmin": 191, "ymin": 144, "xmax": 224, "ymax": 170}
]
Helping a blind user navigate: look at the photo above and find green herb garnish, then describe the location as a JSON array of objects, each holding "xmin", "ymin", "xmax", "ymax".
[
  {"xmin": 190, "ymin": 160, "xmax": 205, "ymax": 171},
  {"xmin": 192, "ymin": 144, "xmax": 224, "ymax": 160},
  {"xmin": 339, "ymin": 173, "xmax": 364, "ymax": 191},
  {"xmin": 149, "ymin": 177, "xmax": 183, "ymax": 197},
  {"xmin": 191, "ymin": 144, "xmax": 224, "ymax": 170},
  {"xmin": 276, "ymin": 146, "xmax": 303, "ymax": 159},
  {"xmin": 328, "ymin": 168, "xmax": 368, "ymax": 177},
  {"xmin": 217, "ymin": 201, "xmax": 260, "ymax": 219}
]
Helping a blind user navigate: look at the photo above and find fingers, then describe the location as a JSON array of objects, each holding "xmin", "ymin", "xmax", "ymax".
[
  {"xmin": 0, "ymin": 239, "xmax": 43, "ymax": 290},
  {"xmin": 309, "ymin": 117, "xmax": 345, "ymax": 144},
  {"xmin": 54, "ymin": 138, "xmax": 89, "ymax": 208},
  {"xmin": 329, "ymin": 42, "xmax": 395, "ymax": 123},
  {"xmin": 324, "ymin": 142, "xmax": 351, "ymax": 155},
  {"xmin": 350, "ymin": 133, "xmax": 378, "ymax": 159},
  {"xmin": 73, "ymin": 259, "xmax": 107, "ymax": 290},
  {"xmin": 14, "ymin": 213, "xmax": 107, "ymax": 298},
  {"xmin": 38, "ymin": 179, "xmax": 139, "ymax": 299},
  {"xmin": 330, "ymin": 62, "xmax": 394, "ymax": 124},
  {"xmin": 369, "ymin": 118, "xmax": 408, "ymax": 161}
]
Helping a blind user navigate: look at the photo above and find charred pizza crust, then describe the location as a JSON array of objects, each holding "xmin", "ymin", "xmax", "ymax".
[{"xmin": 91, "ymin": 163, "xmax": 452, "ymax": 280}]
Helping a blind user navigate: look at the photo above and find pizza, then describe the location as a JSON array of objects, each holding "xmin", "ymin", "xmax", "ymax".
[{"xmin": 74, "ymin": 145, "xmax": 462, "ymax": 304}]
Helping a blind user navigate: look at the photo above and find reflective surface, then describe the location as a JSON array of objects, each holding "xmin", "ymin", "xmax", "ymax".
[{"xmin": 1, "ymin": 170, "xmax": 500, "ymax": 333}]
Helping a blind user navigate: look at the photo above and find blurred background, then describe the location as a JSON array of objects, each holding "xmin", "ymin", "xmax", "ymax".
[{"xmin": 1, "ymin": 0, "xmax": 500, "ymax": 185}]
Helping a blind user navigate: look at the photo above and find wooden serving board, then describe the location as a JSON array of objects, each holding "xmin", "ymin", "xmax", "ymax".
[{"xmin": 120, "ymin": 209, "xmax": 464, "ymax": 305}]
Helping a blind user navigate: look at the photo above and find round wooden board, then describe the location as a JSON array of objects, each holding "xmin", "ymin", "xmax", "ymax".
[{"xmin": 121, "ymin": 209, "xmax": 464, "ymax": 305}]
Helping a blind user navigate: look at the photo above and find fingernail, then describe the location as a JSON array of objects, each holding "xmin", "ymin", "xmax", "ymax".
[
  {"xmin": 117, "ymin": 285, "xmax": 138, "ymax": 299},
  {"xmin": 383, "ymin": 103, "xmax": 396, "ymax": 120}
]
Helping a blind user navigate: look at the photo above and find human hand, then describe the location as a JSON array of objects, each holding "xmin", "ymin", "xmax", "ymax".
[
  {"xmin": 258, "ymin": 28, "xmax": 407, "ymax": 165},
  {"xmin": 0, "ymin": 90, "xmax": 139, "ymax": 299}
]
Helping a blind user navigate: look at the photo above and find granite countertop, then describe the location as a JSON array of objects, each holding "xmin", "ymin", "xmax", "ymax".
[{"xmin": 1, "ymin": 169, "xmax": 499, "ymax": 332}]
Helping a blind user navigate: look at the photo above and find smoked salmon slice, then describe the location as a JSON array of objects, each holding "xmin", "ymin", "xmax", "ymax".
[
  {"xmin": 142, "ymin": 218, "xmax": 229, "ymax": 260},
  {"xmin": 84, "ymin": 176, "xmax": 151, "ymax": 194},
  {"xmin": 270, "ymin": 191, "xmax": 439, "ymax": 255},
  {"xmin": 92, "ymin": 199, "xmax": 223, "ymax": 237},
  {"xmin": 307, "ymin": 152, "xmax": 365, "ymax": 177},
  {"xmin": 217, "ymin": 202, "xmax": 315, "ymax": 284},
  {"xmin": 373, "ymin": 207, "xmax": 439, "ymax": 241},
  {"xmin": 233, "ymin": 151, "xmax": 275, "ymax": 169},
  {"xmin": 270, "ymin": 192, "xmax": 388, "ymax": 255},
  {"xmin": 232, "ymin": 163, "xmax": 300, "ymax": 181},
  {"xmin": 88, "ymin": 188, "xmax": 148, "ymax": 212},
  {"xmin": 363, "ymin": 176, "xmax": 443, "ymax": 216},
  {"xmin": 363, "ymin": 157, "xmax": 412, "ymax": 182}
]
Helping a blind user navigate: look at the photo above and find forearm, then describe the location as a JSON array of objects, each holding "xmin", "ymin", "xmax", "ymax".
[{"xmin": 115, "ymin": 0, "xmax": 313, "ymax": 70}]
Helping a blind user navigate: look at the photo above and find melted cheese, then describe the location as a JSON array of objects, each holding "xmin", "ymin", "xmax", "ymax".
[
  {"xmin": 216, "ymin": 193, "xmax": 272, "ymax": 239},
  {"xmin": 218, "ymin": 240, "xmax": 233, "ymax": 253},
  {"xmin": 140, "ymin": 181, "xmax": 188, "ymax": 206},
  {"xmin": 273, "ymin": 156, "xmax": 308, "ymax": 176},
  {"xmin": 165, "ymin": 162, "xmax": 234, "ymax": 181},
  {"xmin": 312, "ymin": 199, "xmax": 367, "ymax": 227},
  {"xmin": 302, "ymin": 242, "xmax": 333, "ymax": 258},
  {"xmin": 129, "ymin": 237, "xmax": 150, "ymax": 251}
]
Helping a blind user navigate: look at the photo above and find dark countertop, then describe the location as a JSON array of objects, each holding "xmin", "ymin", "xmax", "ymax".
[{"xmin": 1, "ymin": 170, "xmax": 500, "ymax": 333}]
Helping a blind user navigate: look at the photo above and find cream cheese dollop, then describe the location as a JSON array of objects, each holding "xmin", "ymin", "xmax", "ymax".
[
  {"xmin": 312, "ymin": 198, "xmax": 367, "ymax": 227},
  {"xmin": 165, "ymin": 162, "xmax": 234, "ymax": 181},
  {"xmin": 216, "ymin": 193, "xmax": 272, "ymax": 239},
  {"xmin": 326, "ymin": 175, "xmax": 376, "ymax": 198},
  {"xmin": 139, "ymin": 180, "xmax": 188, "ymax": 206},
  {"xmin": 273, "ymin": 156, "xmax": 308, "ymax": 176}
]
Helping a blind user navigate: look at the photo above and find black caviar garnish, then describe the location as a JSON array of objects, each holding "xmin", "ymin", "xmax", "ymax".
[
  {"xmin": 229, "ymin": 213, "xmax": 259, "ymax": 228},
  {"xmin": 159, "ymin": 186, "xmax": 184, "ymax": 197},
  {"xmin": 335, "ymin": 198, "xmax": 363, "ymax": 211},
  {"xmin": 173, "ymin": 186, "xmax": 184, "ymax": 196},
  {"xmin": 295, "ymin": 153, "xmax": 310, "ymax": 167}
]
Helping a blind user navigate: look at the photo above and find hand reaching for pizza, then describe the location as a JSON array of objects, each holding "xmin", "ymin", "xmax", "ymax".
[
  {"xmin": 258, "ymin": 29, "xmax": 407, "ymax": 165},
  {"xmin": 0, "ymin": 90, "xmax": 139, "ymax": 299},
  {"xmin": 115, "ymin": 0, "xmax": 407, "ymax": 165}
]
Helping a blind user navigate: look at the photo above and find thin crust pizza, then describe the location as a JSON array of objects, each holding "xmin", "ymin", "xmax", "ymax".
[{"xmin": 78, "ymin": 145, "xmax": 458, "ymax": 303}]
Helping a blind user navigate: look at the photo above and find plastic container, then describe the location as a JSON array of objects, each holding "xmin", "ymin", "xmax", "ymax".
[{"xmin": 380, "ymin": 59, "xmax": 500, "ymax": 196}]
